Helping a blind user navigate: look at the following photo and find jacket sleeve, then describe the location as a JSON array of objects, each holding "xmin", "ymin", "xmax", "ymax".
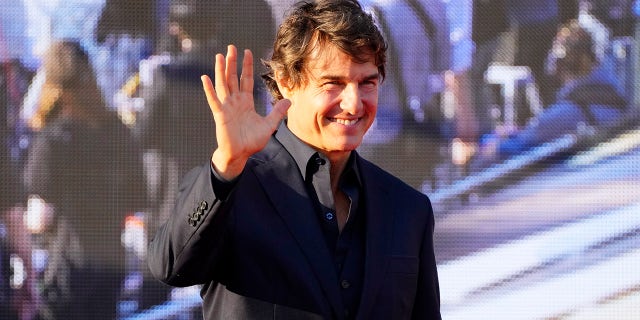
[
  {"xmin": 411, "ymin": 197, "xmax": 442, "ymax": 320},
  {"xmin": 147, "ymin": 163, "xmax": 235, "ymax": 287}
]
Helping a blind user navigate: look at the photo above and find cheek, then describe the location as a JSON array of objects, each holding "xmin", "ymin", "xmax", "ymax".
[
  {"xmin": 364, "ymin": 95, "xmax": 378, "ymax": 116},
  {"xmin": 288, "ymin": 103, "xmax": 322, "ymax": 133},
  {"xmin": 313, "ymin": 99, "xmax": 339, "ymax": 120}
]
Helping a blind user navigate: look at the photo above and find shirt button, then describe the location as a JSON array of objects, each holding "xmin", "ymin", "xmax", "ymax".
[
  {"xmin": 325, "ymin": 212, "xmax": 334, "ymax": 221},
  {"xmin": 341, "ymin": 280, "xmax": 350, "ymax": 289}
]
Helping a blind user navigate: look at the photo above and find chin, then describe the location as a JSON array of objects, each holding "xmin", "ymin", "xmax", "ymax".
[{"xmin": 331, "ymin": 139, "xmax": 362, "ymax": 152}]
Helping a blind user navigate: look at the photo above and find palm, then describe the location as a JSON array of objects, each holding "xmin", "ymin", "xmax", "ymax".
[
  {"xmin": 213, "ymin": 90, "xmax": 277, "ymax": 158},
  {"xmin": 202, "ymin": 45, "xmax": 289, "ymax": 179}
]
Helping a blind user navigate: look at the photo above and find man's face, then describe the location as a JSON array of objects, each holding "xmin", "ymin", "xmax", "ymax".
[{"xmin": 282, "ymin": 44, "xmax": 379, "ymax": 154}]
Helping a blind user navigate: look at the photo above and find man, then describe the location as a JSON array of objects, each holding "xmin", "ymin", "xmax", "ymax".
[{"xmin": 147, "ymin": 1, "xmax": 441, "ymax": 319}]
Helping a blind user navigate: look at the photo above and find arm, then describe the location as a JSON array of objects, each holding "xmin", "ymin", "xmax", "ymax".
[
  {"xmin": 147, "ymin": 44, "xmax": 289, "ymax": 286},
  {"xmin": 146, "ymin": 164, "xmax": 232, "ymax": 286}
]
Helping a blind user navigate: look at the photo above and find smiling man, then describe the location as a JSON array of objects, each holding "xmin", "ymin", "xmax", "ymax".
[{"xmin": 147, "ymin": 1, "xmax": 441, "ymax": 319}]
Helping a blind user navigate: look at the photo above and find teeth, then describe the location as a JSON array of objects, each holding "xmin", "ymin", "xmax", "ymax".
[{"xmin": 334, "ymin": 118, "xmax": 358, "ymax": 125}]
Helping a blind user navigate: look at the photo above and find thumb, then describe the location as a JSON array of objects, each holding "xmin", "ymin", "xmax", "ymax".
[{"xmin": 265, "ymin": 99, "xmax": 291, "ymax": 129}]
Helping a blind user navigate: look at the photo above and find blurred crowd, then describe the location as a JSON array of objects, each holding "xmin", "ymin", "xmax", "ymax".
[
  {"xmin": 466, "ymin": 0, "xmax": 636, "ymax": 171},
  {"xmin": 1, "ymin": 0, "xmax": 638, "ymax": 319}
]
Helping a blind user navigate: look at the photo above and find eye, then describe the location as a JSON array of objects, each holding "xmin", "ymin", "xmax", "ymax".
[
  {"xmin": 322, "ymin": 81, "xmax": 344, "ymax": 90},
  {"xmin": 360, "ymin": 80, "xmax": 378, "ymax": 90}
]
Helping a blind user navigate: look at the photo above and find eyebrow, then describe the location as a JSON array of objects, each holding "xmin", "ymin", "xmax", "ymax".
[{"xmin": 318, "ymin": 72, "xmax": 380, "ymax": 82}]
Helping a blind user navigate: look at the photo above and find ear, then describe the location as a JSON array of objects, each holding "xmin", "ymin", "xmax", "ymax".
[{"xmin": 275, "ymin": 72, "xmax": 292, "ymax": 99}]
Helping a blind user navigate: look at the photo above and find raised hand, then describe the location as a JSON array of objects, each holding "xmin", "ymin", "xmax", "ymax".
[{"xmin": 202, "ymin": 45, "xmax": 290, "ymax": 181}]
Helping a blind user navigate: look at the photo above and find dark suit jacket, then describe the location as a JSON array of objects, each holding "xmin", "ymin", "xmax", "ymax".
[{"xmin": 147, "ymin": 134, "xmax": 441, "ymax": 319}]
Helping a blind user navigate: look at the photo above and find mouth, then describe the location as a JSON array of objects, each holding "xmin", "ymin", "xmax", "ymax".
[{"xmin": 330, "ymin": 117, "xmax": 360, "ymax": 126}]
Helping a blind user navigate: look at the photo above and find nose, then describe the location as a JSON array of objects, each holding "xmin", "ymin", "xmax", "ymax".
[{"xmin": 340, "ymin": 84, "xmax": 363, "ymax": 114}]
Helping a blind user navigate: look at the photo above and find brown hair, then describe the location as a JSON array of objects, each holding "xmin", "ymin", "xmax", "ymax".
[
  {"xmin": 30, "ymin": 40, "xmax": 110, "ymax": 130},
  {"xmin": 547, "ymin": 20, "xmax": 597, "ymax": 79},
  {"xmin": 262, "ymin": 0, "xmax": 387, "ymax": 102}
]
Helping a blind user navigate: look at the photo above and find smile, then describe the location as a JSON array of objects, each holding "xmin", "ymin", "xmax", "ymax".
[{"xmin": 331, "ymin": 118, "xmax": 360, "ymax": 126}]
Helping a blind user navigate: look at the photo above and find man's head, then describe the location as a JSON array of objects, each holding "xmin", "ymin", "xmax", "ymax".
[
  {"xmin": 262, "ymin": 0, "xmax": 387, "ymax": 154},
  {"xmin": 546, "ymin": 20, "xmax": 597, "ymax": 82},
  {"xmin": 262, "ymin": 0, "xmax": 387, "ymax": 102}
]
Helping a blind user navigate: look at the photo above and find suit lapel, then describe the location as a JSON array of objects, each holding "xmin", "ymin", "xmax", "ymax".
[
  {"xmin": 252, "ymin": 140, "xmax": 344, "ymax": 318},
  {"xmin": 356, "ymin": 158, "xmax": 393, "ymax": 320}
]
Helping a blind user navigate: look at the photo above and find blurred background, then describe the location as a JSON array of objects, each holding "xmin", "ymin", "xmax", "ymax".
[{"xmin": 1, "ymin": 0, "xmax": 639, "ymax": 319}]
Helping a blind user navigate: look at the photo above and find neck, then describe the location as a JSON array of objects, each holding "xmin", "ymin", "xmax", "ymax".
[{"xmin": 323, "ymin": 150, "xmax": 351, "ymax": 190}]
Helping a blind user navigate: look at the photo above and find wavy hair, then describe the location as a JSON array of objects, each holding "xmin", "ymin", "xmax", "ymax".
[{"xmin": 261, "ymin": 0, "xmax": 387, "ymax": 102}]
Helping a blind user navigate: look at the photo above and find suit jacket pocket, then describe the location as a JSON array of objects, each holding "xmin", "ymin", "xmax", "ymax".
[{"xmin": 386, "ymin": 255, "xmax": 419, "ymax": 317}]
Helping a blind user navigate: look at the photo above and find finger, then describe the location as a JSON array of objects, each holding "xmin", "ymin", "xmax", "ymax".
[
  {"xmin": 225, "ymin": 45, "xmax": 239, "ymax": 93},
  {"xmin": 214, "ymin": 53, "xmax": 229, "ymax": 101},
  {"xmin": 240, "ymin": 49, "xmax": 254, "ymax": 93},
  {"xmin": 201, "ymin": 75, "xmax": 222, "ymax": 114},
  {"xmin": 265, "ymin": 99, "xmax": 291, "ymax": 130}
]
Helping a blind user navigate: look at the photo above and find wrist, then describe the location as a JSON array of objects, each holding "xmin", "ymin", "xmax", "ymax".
[{"xmin": 211, "ymin": 149, "xmax": 246, "ymax": 181}]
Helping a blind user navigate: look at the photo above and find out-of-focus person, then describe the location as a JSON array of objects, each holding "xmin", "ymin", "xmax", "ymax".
[
  {"xmin": 133, "ymin": 0, "xmax": 275, "ymax": 307},
  {"xmin": 22, "ymin": 40, "xmax": 146, "ymax": 320},
  {"xmin": 2, "ymin": 64, "xmax": 38, "ymax": 320},
  {"xmin": 475, "ymin": 19, "xmax": 628, "ymax": 166},
  {"xmin": 136, "ymin": 0, "xmax": 275, "ymax": 236},
  {"xmin": 469, "ymin": 0, "xmax": 579, "ymax": 139},
  {"xmin": 1, "ymin": 2, "xmax": 39, "ymax": 318},
  {"xmin": 469, "ymin": 0, "xmax": 509, "ymax": 138},
  {"xmin": 94, "ymin": 0, "xmax": 156, "ymax": 110},
  {"xmin": 507, "ymin": 0, "xmax": 564, "ymax": 118}
]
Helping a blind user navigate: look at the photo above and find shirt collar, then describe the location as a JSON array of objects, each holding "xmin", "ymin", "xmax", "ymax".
[{"xmin": 275, "ymin": 120, "xmax": 362, "ymax": 186}]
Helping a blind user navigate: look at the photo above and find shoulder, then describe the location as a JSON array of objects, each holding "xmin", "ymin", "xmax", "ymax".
[
  {"xmin": 247, "ymin": 135, "xmax": 290, "ymax": 165},
  {"xmin": 357, "ymin": 154, "xmax": 431, "ymax": 205},
  {"xmin": 562, "ymin": 70, "xmax": 627, "ymax": 108},
  {"xmin": 32, "ymin": 117, "xmax": 76, "ymax": 146},
  {"xmin": 357, "ymin": 154, "xmax": 435, "ymax": 237}
]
